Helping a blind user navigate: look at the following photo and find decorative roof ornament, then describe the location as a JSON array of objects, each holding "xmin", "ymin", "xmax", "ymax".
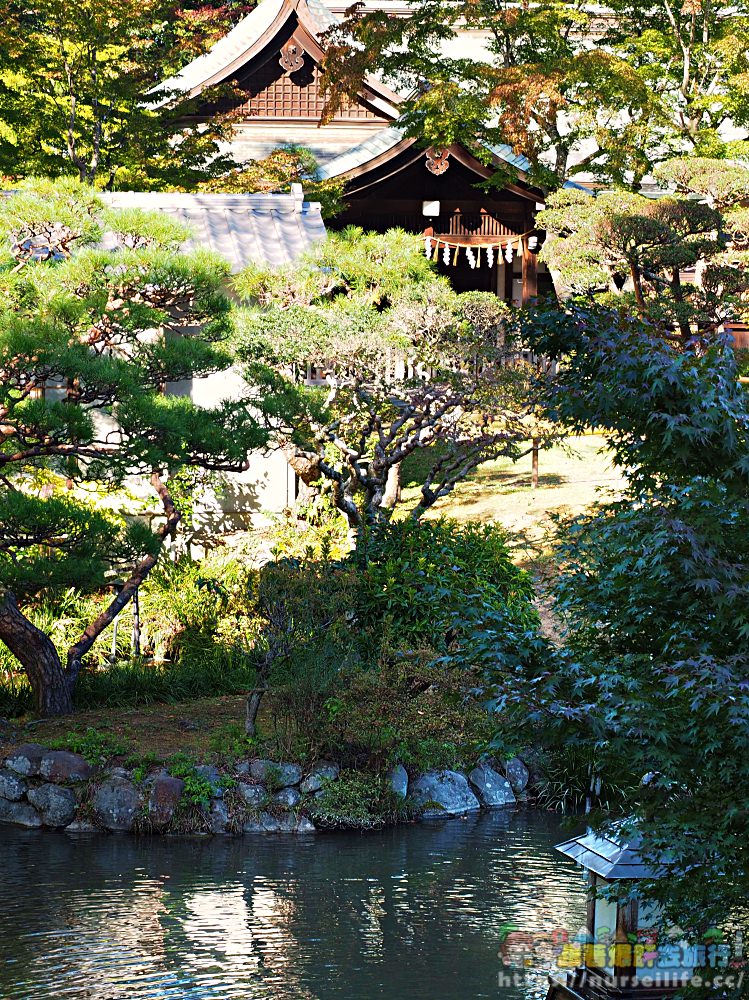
[
  {"xmin": 279, "ymin": 39, "xmax": 305, "ymax": 73},
  {"xmin": 426, "ymin": 148, "xmax": 450, "ymax": 175}
]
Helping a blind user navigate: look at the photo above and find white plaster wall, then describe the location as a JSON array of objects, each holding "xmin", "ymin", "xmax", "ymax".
[{"xmin": 168, "ymin": 367, "xmax": 295, "ymax": 530}]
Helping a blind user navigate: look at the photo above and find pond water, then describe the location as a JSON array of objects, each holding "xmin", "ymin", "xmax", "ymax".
[{"xmin": 0, "ymin": 809, "xmax": 587, "ymax": 1000}]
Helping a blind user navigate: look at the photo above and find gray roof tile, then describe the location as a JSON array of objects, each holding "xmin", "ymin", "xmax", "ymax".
[{"xmin": 102, "ymin": 191, "xmax": 327, "ymax": 272}]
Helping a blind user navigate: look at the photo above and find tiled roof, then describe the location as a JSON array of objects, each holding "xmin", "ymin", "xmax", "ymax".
[
  {"xmin": 102, "ymin": 191, "xmax": 327, "ymax": 272},
  {"xmin": 319, "ymin": 127, "xmax": 593, "ymax": 195},
  {"xmin": 555, "ymin": 831, "xmax": 663, "ymax": 880},
  {"xmin": 152, "ymin": 0, "xmax": 400, "ymax": 116},
  {"xmin": 303, "ymin": 0, "xmax": 340, "ymax": 32},
  {"xmin": 317, "ymin": 126, "xmax": 406, "ymax": 179},
  {"xmin": 318, "ymin": 127, "xmax": 537, "ymax": 181},
  {"xmin": 151, "ymin": 0, "xmax": 288, "ymax": 102}
]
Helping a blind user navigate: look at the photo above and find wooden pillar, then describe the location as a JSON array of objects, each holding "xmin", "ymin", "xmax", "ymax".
[
  {"xmin": 521, "ymin": 235, "xmax": 538, "ymax": 306},
  {"xmin": 504, "ymin": 255, "xmax": 514, "ymax": 302},
  {"xmin": 613, "ymin": 898, "xmax": 639, "ymax": 987}
]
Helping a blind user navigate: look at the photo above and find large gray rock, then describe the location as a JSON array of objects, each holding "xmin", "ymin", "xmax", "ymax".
[
  {"xmin": 0, "ymin": 798, "xmax": 42, "ymax": 827},
  {"xmin": 210, "ymin": 800, "xmax": 229, "ymax": 834},
  {"xmin": 148, "ymin": 776, "xmax": 184, "ymax": 830},
  {"xmin": 389, "ymin": 764, "xmax": 409, "ymax": 799},
  {"xmin": 504, "ymin": 757, "xmax": 530, "ymax": 793},
  {"xmin": 273, "ymin": 787, "xmax": 301, "ymax": 809},
  {"xmin": 194, "ymin": 764, "xmax": 224, "ymax": 798},
  {"xmin": 237, "ymin": 783, "xmax": 266, "ymax": 807},
  {"xmin": 0, "ymin": 768, "xmax": 26, "ymax": 801},
  {"xmin": 27, "ymin": 783, "xmax": 77, "ymax": 826},
  {"xmin": 40, "ymin": 750, "xmax": 93, "ymax": 783},
  {"xmin": 243, "ymin": 811, "xmax": 292, "ymax": 833},
  {"xmin": 410, "ymin": 770, "xmax": 481, "ymax": 818},
  {"xmin": 249, "ymin": 759, "xmax": 302, "ymax": 788},
  {"xmin": 93, "ymin": 778, "xmax": 142, "ymax": 831},
  {"xmin": 300, "ymin": 763, "xmax": 340, "ymax": 794},
  {"xmin": 64, "ymin": 818, "xmax": 97, "ymax": 833},
  {"xmin": 107, "ymin": 767, "xmax": 131, "ymax": 780},
  {"xmin": 468, "ymin": 763, "xmax": 516, "ymax": 807},
  {"xmin": 243, "ymin": 811, "xmax": 313, "ymax": 833},
  {"xmin": 5, "ymin": 743, "xmax": 47, "ymax": 777}
]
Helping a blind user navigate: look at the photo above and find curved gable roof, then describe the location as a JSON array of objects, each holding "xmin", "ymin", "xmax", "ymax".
[{"xmin": 152, "ymin": 0, "xmax": 400, "ymax": 118}]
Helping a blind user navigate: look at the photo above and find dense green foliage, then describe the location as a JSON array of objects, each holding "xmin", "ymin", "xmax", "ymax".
[
  {"xmin": 246, "ymin": 516, "xmax": 535, "ymax": 765},
  {"xmin": 0, "ymin": 1, "xmax": 239, "ymax": 188},
  {"xmin": 0, "ymin": 179, "xmax": 265, "ymax": 714},
  {"xmin": 356, "ymin": 518, "xmax": 536, "ymax": 648},
  {"xmin": 324, "ymin": 0, "xmax": 749, "ymax": 188},
  {"xmin": 477, "ymin": 305, "xmax": 749, "ymax": 955},
  {"xmin": 310, "ymin": 770, "xmax": 416, "ymax": 829},
  {"xmin": 236, "ymin": 228, "xmax": 540, "ymax": 528}
]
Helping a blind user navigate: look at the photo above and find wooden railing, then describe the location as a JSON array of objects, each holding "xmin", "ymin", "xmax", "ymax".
[{"xmin": 361, "ymin": 212, "xmax": 521, "ymax": 239}]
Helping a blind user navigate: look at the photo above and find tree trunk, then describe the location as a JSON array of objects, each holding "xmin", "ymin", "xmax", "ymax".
[
  {"xmin": 283, "ymin": 445, "xmax": 322, "ymax": 504},
  {"xmin": 670, "ymin": 269, "xmax": 692, "ymax": 343},
  {"xmin": 67, "ymin": 472, "xmax": 180, "ymax": 683},
  {"xmin": 380, "ymin": 462, "xmax": 402, "ymax": 509},
  {"xmin": 630, "ymin": 262, "xmax": 647, "ymax": 312},
  {"xmin": 0, "ymin": 590, "xmax": 74, "ymax": 716},
  {"xmin": 245, "ymin": 688, "xmax": 266, "ymax": 736}
]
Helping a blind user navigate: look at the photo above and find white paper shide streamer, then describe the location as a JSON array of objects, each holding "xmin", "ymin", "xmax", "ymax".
[{"xmin": 422, "ymin": 233, "xmax": 533, "ymax": 267}]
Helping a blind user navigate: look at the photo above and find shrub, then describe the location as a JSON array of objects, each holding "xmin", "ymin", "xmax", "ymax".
[
  {"xmin": 355, "ymin": 518, "xmax": 537, "ymax": 648},
  {"xmin": 48, "ymin": 726, "xmax": 131, "ymax": 765},
  {"xmin": 249, "ymin": 555, "xmax": 366, "ymax": 754},
  {"xmin": 168, "ymin": 751, "xmax": 215, "ymax": 808},
  {"xmin": 309, "ymin": 770, "xmax": 416, "ymax": 829},
  {"xmin": 319, "ymin": 652, "xmax": 495, "ymax": 770}
]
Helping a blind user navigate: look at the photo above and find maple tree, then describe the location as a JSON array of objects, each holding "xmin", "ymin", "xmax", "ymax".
[
  {"xmin": 323, "ymin": 0, "xmax": 749, "ymax": 189},
  {"xmin": 0, "ymin": 0, "xmax": 241, "ymax": 188}
]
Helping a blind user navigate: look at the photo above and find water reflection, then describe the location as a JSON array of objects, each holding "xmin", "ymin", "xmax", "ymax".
[{"xmin": 0, "ymin": 809, "xmax": 587, "ymax": 1000}]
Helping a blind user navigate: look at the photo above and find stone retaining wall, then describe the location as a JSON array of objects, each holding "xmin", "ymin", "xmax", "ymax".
[{"xmin": 0, "ymin": 743, "xmax": 530, "ymax": 835}]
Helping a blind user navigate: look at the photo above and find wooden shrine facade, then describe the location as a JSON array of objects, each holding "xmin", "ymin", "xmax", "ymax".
[
  {"xmin": 193, "ymin": 14, "xmax": 391, "ymax": 127},
  {"xmin": 160, "ymin": 0, "xmax": 401, "ymax": 162},
  {"xmin": 160, "ymin": 0, "xmax": 555, "ymax": 299},
  {"xmin": 327, "ymin": 138, "xmax": 554, "ymax": 302}
]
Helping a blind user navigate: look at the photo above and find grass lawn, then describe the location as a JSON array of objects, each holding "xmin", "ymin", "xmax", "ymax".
[
  {"xmin": 403, "ymin": 433, "xmax": 624, "ymax": 544},
  {"xmin": 0, "ymin": 695, "xmax": 252, "ymax": 761}
]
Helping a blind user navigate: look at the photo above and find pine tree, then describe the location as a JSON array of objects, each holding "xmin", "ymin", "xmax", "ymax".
[{"xmin": 0, "ymin": 179, "xmax": 266, "ymax": 715}]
